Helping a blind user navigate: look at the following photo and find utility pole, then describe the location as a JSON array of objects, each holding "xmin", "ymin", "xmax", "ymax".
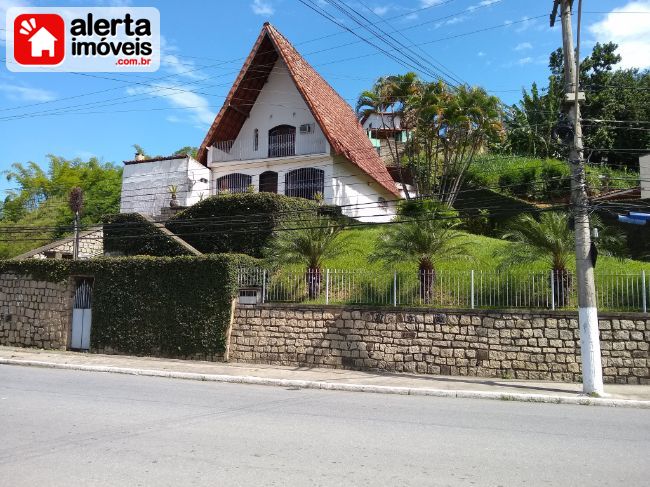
[
  {"xmin": 68, "ymin": 187, "xmax": 84, "ymax": 262},
  {"xmin": 551, "ymin": 0, "xmax": 603, "ymax": 395}
]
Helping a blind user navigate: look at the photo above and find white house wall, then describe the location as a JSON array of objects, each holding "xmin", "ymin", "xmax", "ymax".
[
  {"xmin": 332, "ymin": 155, "xmax": 396, "ymax": 223},
  {"xmin": 229, "ymin": 58, "xmax": 327, "ymax": 157},
  {"xmin": 641, "ymin": 154, "xmax": 650, "ymax": 200},
  {"xmin": 186, "ymin": 158, "xmax": 211, "ymax": 206},
  {"xmin": 120, "ymin": 156, "xmax": 210, "ymax": 217}
]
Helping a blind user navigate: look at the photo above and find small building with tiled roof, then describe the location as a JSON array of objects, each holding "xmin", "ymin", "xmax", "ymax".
[{"xmin": 120, "ymin": 23, "xmax": 400, "ymax": 221}]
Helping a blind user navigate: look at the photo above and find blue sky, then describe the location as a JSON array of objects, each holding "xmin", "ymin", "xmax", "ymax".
[{"xmin": 1, "ymin": 0, "xmax": 649, "ymax": 195}]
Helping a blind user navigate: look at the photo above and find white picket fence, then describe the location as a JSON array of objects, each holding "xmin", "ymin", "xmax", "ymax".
[{"xmin": 237, "ymin": 268, "xmax": 649, "ymax": 312}]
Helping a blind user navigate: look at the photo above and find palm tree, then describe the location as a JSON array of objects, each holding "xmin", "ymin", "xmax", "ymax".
[
  {"xmin": 356, "ymin": 72, "xmax": 420, "ymax": 199},
  {"xmin": 501, "ymin": 212, "xmax": 574, "ymax": 306},
  {"xmin": 266, "ymin": 215, "xmax": 344, "ymax": 299},
  {"xmin": 371, "ymin": 211, "xmax": 469, "ymax": 303}
]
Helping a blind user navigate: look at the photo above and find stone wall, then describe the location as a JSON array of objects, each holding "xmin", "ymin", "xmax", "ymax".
[
  {"xmin": 231, "ymin": 305, "xmax": 650, "ymax": 384},
  {"xmin": 15, "ymin": 228, "xmax": 103, "ymax": 260},
  {"xmin": 0, "ymin": 272, "xmax": 73, "ymax": 350}
]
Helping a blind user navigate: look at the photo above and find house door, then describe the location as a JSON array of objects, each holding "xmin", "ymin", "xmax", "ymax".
[
  {"xmin": 268, "ymin": 125, "xmax": 295, "ymax": 158},
  {"xmin": 259, "ymin": 171, "xmax": 278, "ymax": 193},
  {"xmin": 70, "ymin": 279, "xmax": 92, "ymax": 351}
]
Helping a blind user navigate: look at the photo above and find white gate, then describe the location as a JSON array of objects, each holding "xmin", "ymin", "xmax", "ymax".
[{"xmin": 70, "ymin": 280, "xmax": 92, "ymax": 350}]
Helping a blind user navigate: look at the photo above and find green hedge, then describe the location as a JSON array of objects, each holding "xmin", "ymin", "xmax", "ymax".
[
  {"xmin": 103, "ymin": 213, "xmax": 192, "ymax": 257},
  {"xmin": 165, "ymin": 193, "xmax": 319, "ymax": 257},
  {"xmin": 0, "ymin": 254, "xmax": 259, "ymax": 358}
]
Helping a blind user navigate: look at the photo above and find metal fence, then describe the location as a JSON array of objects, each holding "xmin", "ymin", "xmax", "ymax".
[
  {"xmin": 211, "ymin": 134, "xmax": 327, "ymax": 162},
  {"xmin": 237, "ymin": 268, "xmax": 650, "ymax": 313}
]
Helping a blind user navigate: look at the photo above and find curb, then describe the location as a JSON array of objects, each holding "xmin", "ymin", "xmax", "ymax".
[{"xmin": 2, "ymin": 358, "xmax": 650, "ymax": 409}]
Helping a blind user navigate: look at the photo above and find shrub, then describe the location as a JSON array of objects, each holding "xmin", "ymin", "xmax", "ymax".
[
  {"xmin": 165, "ymin": 193, "xmax": 319, "ymax": 257},
  {"xmin": 102, "ymin": 213, "xmax": 191, "ymax": 257},
  {"xmin": 397, "ymin": 199, "xmax": 459, "ymax": 221},
  {"xmin": 0, "ymin": 254, "xmax": 260, "ymax": 358}
]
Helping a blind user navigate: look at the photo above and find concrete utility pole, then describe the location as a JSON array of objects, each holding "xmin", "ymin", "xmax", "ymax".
[{"xmin": 551, "ymin": 0, "xmax": 603, "ymax": 395}]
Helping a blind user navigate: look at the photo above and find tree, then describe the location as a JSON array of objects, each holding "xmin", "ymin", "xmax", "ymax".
[
  {"xmin": 0, "ymin": 155, "xmax": 122, "ymax": 258},
  {"xmin": 174, "ymin": 146, "xmax": 199, "ymax": 159},
  {"xmin": 357, "ymin": 75, "xmax": 503, "ymax": 205},
  {"xmin": 501, "ymin": 212, "xmax": 574, "ymax": 306},
  {"xmin": 504, "ymin": 42, "xmax": 650, "ymax": 168},
  {"xmin": 266, "ymin": 215, "xmax": 344, "ymax": 299},
  {"xmin": 356, "ymin": 73, "xmax": 419, "ymax": 198},
  {"xmin": 370, "ymin": 207, "xmax": 469, "ymax": 302}
]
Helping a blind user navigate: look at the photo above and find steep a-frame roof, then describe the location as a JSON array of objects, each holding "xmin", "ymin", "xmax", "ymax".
[{"xmin": 197, "ymin": 23, "xmax": 399, "ymax": 197}]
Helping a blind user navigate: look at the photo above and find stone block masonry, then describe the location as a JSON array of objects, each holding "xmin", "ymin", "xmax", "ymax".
[
  {"xmin": 230, "ymin": 305, "xmax": 650, "ymax": 385},
  {"xmin": 0, "ymin": 273, "xmax": 73, "ymax": 350}
]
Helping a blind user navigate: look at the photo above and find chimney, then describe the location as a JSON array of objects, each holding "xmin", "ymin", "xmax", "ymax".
[
  {"xmin": 135, "ymin": 153, "xmax": 146, "ymax": 162},
  {"xmin": 641, "ymin": 154, "xmax": 650, "ymax": 200}
]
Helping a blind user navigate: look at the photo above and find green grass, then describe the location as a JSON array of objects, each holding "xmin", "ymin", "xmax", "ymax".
[{"xmin": 314, "ymin": 225, "xmax": 649, "ymax": 274}]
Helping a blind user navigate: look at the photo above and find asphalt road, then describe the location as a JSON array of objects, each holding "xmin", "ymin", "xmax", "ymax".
[{"xmin": 1, "ymin": 366, "xmax": 649, "ymax": 486}]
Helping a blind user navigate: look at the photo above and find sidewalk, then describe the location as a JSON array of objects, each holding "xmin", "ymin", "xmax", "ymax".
[{"xmin": 1, "ymin": 346, "xmax": 649, "ymax": 408}]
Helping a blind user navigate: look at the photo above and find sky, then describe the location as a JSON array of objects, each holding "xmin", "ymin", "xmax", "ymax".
[{"xmin": 1, "ymin": 0, "xmax": 649, "ymax": 195}]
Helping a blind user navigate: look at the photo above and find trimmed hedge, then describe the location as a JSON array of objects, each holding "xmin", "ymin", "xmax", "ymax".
[
  {"xmin": 102, "ymin": 213, "xmax": 191, "ymax": 257},
  {"xmin": 165, "ymin": 193, "xmax": 319, "ymax": 257},
  {"xmin": 0, "ymin": 254, "xmax": 260, "ymax": 358}
]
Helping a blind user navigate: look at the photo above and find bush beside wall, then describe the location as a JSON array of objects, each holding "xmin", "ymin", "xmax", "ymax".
[
  {"xmin": 103, "ymin": 213, "xmax": 192, "ymax": 257},
  {"xmin": 165, "ymin": 193, "xmax": 319, "ymax": 257},
  {"xmin": 0, "ymin": 254, "xmax": 259, "ymax": 358}
]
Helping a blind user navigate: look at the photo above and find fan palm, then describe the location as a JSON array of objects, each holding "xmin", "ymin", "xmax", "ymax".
[
  {"xmin": 371, "ymin": 213, "xmax": 469, "ymax": 302},
  {"xmin": 501, "ymin": 212, "xmax": 574, "ymax": 305},
  {"xmin": 266, "ymin": 215, "xmax": 344, "ymax": 299}
]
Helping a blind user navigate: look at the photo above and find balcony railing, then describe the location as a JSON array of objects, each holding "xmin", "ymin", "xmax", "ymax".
[{"xmin": 211, "ymin": 133, "xmax": 327, "ymax": 163}]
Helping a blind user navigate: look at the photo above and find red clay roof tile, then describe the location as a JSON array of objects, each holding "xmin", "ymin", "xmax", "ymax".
[{"xmin": 197, "ymin": 23, "xmax": 399, "ymax": 197}]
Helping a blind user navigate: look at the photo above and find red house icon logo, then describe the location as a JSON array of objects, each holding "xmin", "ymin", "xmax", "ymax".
[{"xmin": 13, "ymin": 14, "xmax": 65, "ymax": 66}]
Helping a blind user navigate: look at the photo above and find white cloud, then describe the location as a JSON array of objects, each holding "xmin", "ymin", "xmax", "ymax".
[
  {"xmin": 126, "ymin": 83, "xmax": 215, "ymax": 126},
  {"xmin": 372, "ymin": 5, "xmax": 390, "ymax": 16},
  {"xmin": 515, "ymin": 16, "xmax": 539, "ymax": 33},
  {"xmin": 514, "ymin": 42, "xmax": 533, "ymax": 51},
  {"xmin": 468, "ymin": 0, "xmax": 500, "ymax": 11},
  {"xmin": 446, "ymin": 16, "xmax": 464, "ymax": 25},
  {"xmin": 0, "ymin": 82, "xmax": 55, "ymax": 101},
  {"xmin": 420, "ymin": 0, "xmax": 443, "ymax": 6},
  {"xmin": 517, "ymin": 57, "xmax": 533, "ymax": 66},
  {"xmin": 589, "ymin": 1, "xmax": 650, "ymax": 69},
  {"xmin": 251, "ymin": 0, "xmax": 274, "ymax": 16},
  {"xmin": 477, "ymin": 51, "xmax": 486, "ymax": 57},
  {"xmin": 0, "ymin": 0, "xmax": 28, "ymax": 44}
]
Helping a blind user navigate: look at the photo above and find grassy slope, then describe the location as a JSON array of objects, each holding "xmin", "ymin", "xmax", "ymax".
[{"xmin": 320, "ymin": 226, "xmax": 649, "ymax": 275}]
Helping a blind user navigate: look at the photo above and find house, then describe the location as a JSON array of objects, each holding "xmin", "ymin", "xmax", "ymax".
[
  {"xmin": 361, "ymin": 112, "xmax": 409, "ymax": 166},
  {"xmin": 120, "ymin": 23, "xmax": 400, "ymax": 222},
  {"xmin": 29, "ymin": 27, "xmax": 57, "ymax": 57}
]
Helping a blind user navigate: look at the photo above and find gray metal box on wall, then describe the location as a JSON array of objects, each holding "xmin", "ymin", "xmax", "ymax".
[{"xmin": 641, "ymin": 154, "xmax": 650, "ymax": 200}]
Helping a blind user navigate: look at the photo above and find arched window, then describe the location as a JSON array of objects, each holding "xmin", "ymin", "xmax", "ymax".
[
  {"xmin": 253, "ymin": 128, "xmax": 259, "ymax": 151},
  {"xmin": 216, "ymin": 173, "xmax": 252, "ymax": 194},
  {"xmin": 284, "ymin": 168, "xmax": 324, "ymax": 200},
  {"xmin": 268, "ymin": 124, "xmax": 295, "ymax": 158},
  {"xmin": 259, "ymin": 171, "xmax": 278, "ymax": 193}
]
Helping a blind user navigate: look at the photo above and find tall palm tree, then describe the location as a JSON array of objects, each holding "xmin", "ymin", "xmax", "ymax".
[
  {"xmin": 371, "ymin": 212, "xmax": 469, "ymax": 302},
  {"xmin": 356, "ymin": 72, "xmax": 420, "ymax": 199},
  {"xmin": 501, "ymin": 212, "xmax": 574, "ymax": 306},
  {"xmin": 266, "ymin": 215, "xmax": 344, "ymax": 299}
]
